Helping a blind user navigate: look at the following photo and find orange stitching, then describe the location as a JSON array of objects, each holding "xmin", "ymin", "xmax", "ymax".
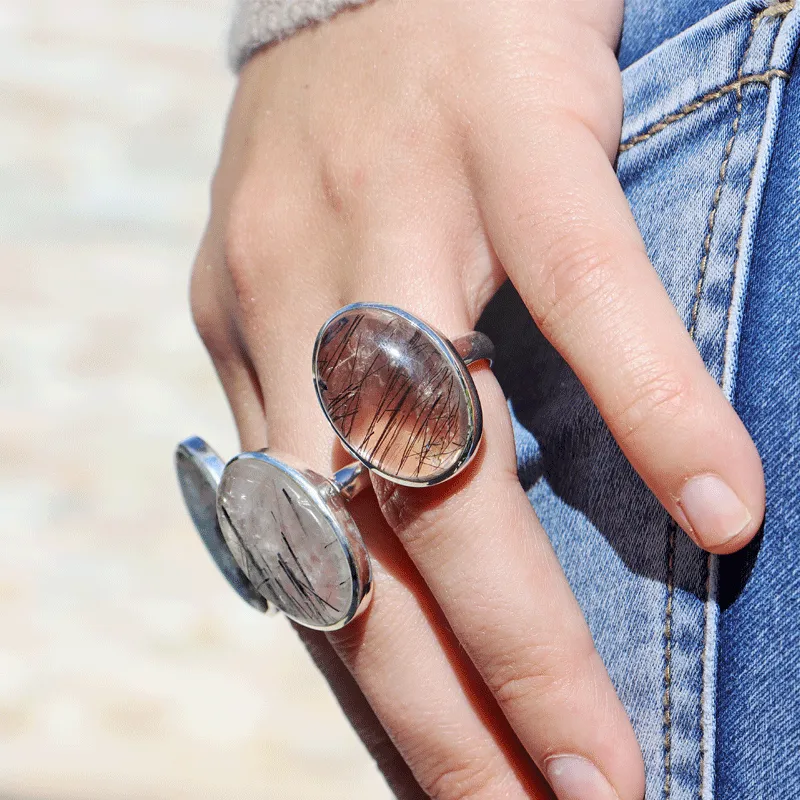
[
  {"xmin": 619, "ymin": 70, "xmax": 788, "ymax": 153},
  {"xmin": 691, "ymin": 3, "xmax": 796, "ymax": 792},
  {"xmin": 690, "ymin": 15, "xmax": 759, "ymax": 793},
  {"xmin": 688, "ymin": 99, "xmax": 741, "ymax": 337},
  {"xmin": 755, "ymin": 0, "xmax": 795, "ymax": 23}
]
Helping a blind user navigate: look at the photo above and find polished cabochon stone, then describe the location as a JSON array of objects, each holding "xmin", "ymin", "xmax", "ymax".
[
  {"xmin": 216, "ymin": 453, "xmax": 364, "ymax": 630},
  {"xmin": 175, "ymin": 438, "xmax": 268, "ymax": 613},
  {"xmin": 313, "ymin": 305, "xmax": 480, "ymax": 485}
]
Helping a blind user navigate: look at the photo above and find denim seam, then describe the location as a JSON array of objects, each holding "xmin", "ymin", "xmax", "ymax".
[
  {"xmin": 756, "ymin": 0, "xmax": 796, "ymax": 22},
  {"xmin": 688, "ymin": 15, "xmax": 764, "ymax": 340},
  {"xmin": 619, "ymin": 69, "xmax": 788, "ymax": 153},
  {"xmin": 705, "ymin": 16, "xmax": 793, "ymax": 795},
  {"xmin": 722, "ymin": 1, "xmax": 798, "ymax": 396},
  {"xmin": 654, "ymin": 8, "xmax": 790, "ymax": 798},
  {"xmin": 722, "ymin": 32, "xmax": 792, "ymax": 386},
  {"xmin": 693, "ymin": 7, "xmax": 794, "ymax": 797},
  {"xmin": 691, "ymin": 15, "xmax": 757, "ymax": 797},
  {"xmin": 620, "ymin": 3, "xmax": 795, "ymax": 154}
]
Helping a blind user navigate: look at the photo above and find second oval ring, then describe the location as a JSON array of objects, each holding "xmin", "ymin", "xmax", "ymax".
[{"xmin": 176, "ymin": 303, "xmax": 494, "ymax": 632}]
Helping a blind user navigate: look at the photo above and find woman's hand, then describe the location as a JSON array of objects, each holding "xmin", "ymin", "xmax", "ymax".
[{"xmin": 191, "ymin": 0, "xmax": 765, "ymax": 797}]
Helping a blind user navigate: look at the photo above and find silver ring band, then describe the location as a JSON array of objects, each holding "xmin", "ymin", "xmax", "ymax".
[
  {"xmin": 175, "ymin": 437, "xmax": 270, "ymax": 613},
  {"xmin": 331, "ymin": 460, "xmax": 371, "ymax": 501},
  {"xmin": 453, "ymin": 330, "xmax": 495, "ymax": 367}
]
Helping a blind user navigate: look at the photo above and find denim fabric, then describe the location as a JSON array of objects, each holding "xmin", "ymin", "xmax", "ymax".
[
  {"xmin": 717, "ymin": 31, "xmax": 800, "ymax": 800},
  {"xmin": 618, "ymin": 0, "xmax": 732, "ymax": 70},
  {"xmin": 478, "ymin": 1, "xmax": 800, "ymax": 798}
]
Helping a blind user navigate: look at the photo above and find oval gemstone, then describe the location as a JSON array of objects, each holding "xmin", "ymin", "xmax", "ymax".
[
  {"xmin": 175, "ymin": 438, "xmax": 268, "ymax": 612},
  {"xmin": 314, "ymin": 306, "xmax": 475, "ymax": 484},
  {"xmin": 217, "ymin": 455, "xmax": 356, "ymax": 630}
]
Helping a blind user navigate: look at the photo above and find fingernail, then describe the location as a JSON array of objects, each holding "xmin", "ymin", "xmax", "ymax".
[
  {"xmin": 545, "ymin": 755, "xmax": 619, "ymax": 800},
  {"xmin": 677, "ymin": 473, "xmax": 752, "ymax": 547}
]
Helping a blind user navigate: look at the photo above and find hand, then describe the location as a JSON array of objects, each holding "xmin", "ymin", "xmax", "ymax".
[{"xmin": 191, "ymin": 0, "xmax": 765, "ymax": 797}]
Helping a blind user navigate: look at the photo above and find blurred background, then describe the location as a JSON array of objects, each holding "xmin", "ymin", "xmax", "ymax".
[{"xmin": 0, "ymin": 2, "xmax": 390, "ymax": 797}]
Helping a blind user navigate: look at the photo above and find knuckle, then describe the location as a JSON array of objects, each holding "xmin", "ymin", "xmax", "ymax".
[
  {"xmin": 420, "ymin": 753, "xmax": 503, "ymax": 800},
  {"xmin": 189, "ymin": 252, "xmax": 230, "ymax": 361},
  {"xmin": 533, "ymin": 231, "xmax": 626, "ymax": 336},
  {"xmin": 485, "ymin": 653, "xmax": 566, "ymax": 708},
  {"xmin": 189, "ymin": 293, "xmax": 220, "ymax": 351},
  {"xmin": 316, "ymin": 144, "xmax": 368, "ymax": 220},
  {"xmin": 223, "ymin": 183, "xmax": 263, "ymax": 298},
  {"xmin": 223, "ymin": 169, "xmax": 333, "ymax": 315},
  {"xmin": 483, "ymin": 632, "xmax": 595, "ymax": 711},
  {"xmin": 609, "ymin": 364, "xmax": 694, "ymax": 444},
  {"xmin": 222, "ymin": 177, "xmax": 297, "ymax": 314}
]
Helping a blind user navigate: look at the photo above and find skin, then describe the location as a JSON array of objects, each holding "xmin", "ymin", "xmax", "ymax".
[{"xmin": 191, "ymin": 0, "xmax": 765, "ymax": 797}]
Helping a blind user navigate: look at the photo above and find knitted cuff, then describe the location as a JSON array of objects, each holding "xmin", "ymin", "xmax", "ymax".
[{"xmin": 229, "ymin": 0, "xmax": 372, "ymax": 71}]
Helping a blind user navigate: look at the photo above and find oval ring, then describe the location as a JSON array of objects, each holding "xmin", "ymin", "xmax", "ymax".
[
  {"xmin": 313, "ymin": 303, "xmax": 494, "ymax": 487},
  {"xmin": 174, "ymin": 436, "xmax": 269, "ymax": 613},
  {"xmin": 216, "ymin": 450, "xmax": 373, "ymax": 631}
]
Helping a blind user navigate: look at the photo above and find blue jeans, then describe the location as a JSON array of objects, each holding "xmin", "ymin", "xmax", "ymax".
[{"xmin": 479, "ymin": 1, "xmax": 800, "ymax": 797}]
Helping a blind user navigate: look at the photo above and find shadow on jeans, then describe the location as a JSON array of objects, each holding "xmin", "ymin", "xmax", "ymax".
[{"xmin": 477, "ymin": 281, "xmax": 760, "ymax": 607}]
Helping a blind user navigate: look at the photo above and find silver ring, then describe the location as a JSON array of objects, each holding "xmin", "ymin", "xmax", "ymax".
[
  {"xmin": 313, "ymin": 303, "xmax": 494, "ymax": 487},
  {"xmin": 216, "ymin": 450, "xmax": 372, "ymax": 631},
  {"xmin": 174, "ymin": 437, "xmax": 270, "ymax": 613}
]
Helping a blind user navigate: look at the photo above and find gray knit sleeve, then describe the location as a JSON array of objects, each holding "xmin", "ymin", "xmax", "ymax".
[{"xmin": 229, "ymin": 0, "xmax": 372, "ymax": 71}]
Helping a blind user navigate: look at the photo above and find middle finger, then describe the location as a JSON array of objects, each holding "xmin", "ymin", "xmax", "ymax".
[
  {"xmin": 374, "ymin": 363, "xmax": 644, "ymax": 800},
  {"xmin": 338, "ymin": 223, "xmax": 644, "ymax": 800},
  {"xmin": 226, "ymin": 282, "xmax": 549, "ymax": 796}
]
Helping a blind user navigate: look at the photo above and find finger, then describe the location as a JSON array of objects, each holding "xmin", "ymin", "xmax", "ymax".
[
  {"xmin": 327, "ymin": 491, "xmax": 550, "ymax": 800},
  {"xmin": 190, "ymin": 238, "xmax": 268, "ymax": 449},
  {"xmin": 339, "ymin": 206, "xmax": 643, "ymax": 797},
  {"xmin": 203, "ymin": 365, "xmax": 433, "ymax": 800},
  {"xmin": 223, "ymin": 242, "xmax": 552, "ymax": 796},
  {"xmin": 256, "ymin": 374, "xmax": 548, "ymax": 799},
  {"xmin": 471, "ymin": 113, "xmax": 764, "ymax": 554},
  {"xmin": 373, "ymin": 360, "xmax": 646, "ymax": 800},
  {"xmin": 198, "ymin": 297, "xmax": 547, "ymax": 797},
  {"xmin": 294, "ymin": 626, "xmax": 428, "ymax": 800},
  {"xmin": 192, "ymin": 245, "xmax": 435, "ymax": 799}
]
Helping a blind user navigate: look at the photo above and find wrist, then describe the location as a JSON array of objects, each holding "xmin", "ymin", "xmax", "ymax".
[{"xmin": 229, "ymin": 0, "xmax": 372, "ymax": 71}]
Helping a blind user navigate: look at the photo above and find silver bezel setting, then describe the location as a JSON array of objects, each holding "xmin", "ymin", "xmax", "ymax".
[
  {"xmin": 312, "ymin": 302, "xmax": 484, "ymax": 488},
  {"xmin": 216, "ymin": 450, "xmax": 372, "ymax": 632},
  {"xmin": 174, "ymin": 437, "xmax": 269, "ymax": 613}
]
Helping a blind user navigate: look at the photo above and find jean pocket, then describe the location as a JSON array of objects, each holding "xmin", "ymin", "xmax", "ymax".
[
  {"xmin": 616, "ymin": 3, "xmax": 798, "ymax": 798},
  {"xmin": 479, "ymin": 2, "xmax": 799, "ymax": 799},
  {"xmin": 619, "ymin": 0, "xmax": 797, "ymax": 394}
]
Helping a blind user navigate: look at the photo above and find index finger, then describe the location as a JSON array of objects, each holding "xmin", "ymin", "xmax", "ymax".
[{"xmin": 471, "ymin": 113, "xmax": 764, "ymax": 554}]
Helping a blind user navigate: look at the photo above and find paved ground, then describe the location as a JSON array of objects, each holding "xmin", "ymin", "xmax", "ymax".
[{"xmin": 0, "ymin": 2, "xmax": 390, "ymax": 797}]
